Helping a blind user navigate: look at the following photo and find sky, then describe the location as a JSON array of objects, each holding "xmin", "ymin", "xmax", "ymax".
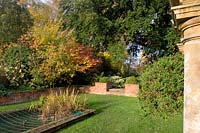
[{"xmin": 41, "ymin": 0, "xmax": 50, "ymax": 3}]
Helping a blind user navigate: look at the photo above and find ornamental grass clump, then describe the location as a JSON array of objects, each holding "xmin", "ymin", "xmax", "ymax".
[{"xmin": 29, "ymin": 88, "xmax": 87, "ymax": 122}]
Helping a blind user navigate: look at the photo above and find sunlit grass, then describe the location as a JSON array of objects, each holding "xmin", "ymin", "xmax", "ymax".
[
  {"xmin": 0, "ymin": 100, "xmax": 37, "ymax": 112},
  {"xmin": 0, "ymin": 94, "xmax": 183, "ymax": 133},
  {"xmin": 58, "ymin": 94, "xmax": 183, "ymax": 133}
]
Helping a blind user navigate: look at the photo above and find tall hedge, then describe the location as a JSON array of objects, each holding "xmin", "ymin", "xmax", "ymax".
[{"xmin": 139, "ymin": 53, "xmax": 184, "ymax": 116}]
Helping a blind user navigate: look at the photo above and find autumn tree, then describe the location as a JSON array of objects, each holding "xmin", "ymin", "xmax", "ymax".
[
  {"xmin": 19, "ymin": 1, "xmax": 102, "ymax": 87},
  {"xmin": 39, "ymin": 41, "xmax": 102, "ymax": 86}
]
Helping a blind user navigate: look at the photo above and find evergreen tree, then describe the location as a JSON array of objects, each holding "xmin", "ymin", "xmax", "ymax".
[
  {"xmin": 0, "ymin": 0, "xmax": 33, "ymax": 43},
  {"xmin": 59, "ymin": 0, "xmax": 179, "ymax": 60}
]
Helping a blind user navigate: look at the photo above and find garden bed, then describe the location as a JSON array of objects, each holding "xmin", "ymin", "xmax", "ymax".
[{"xmin": 0, "ymin": 108, "xmax": 95, "ymax": 133}]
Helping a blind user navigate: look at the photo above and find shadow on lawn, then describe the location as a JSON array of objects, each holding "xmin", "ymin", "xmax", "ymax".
[{"xmin": 87, "ymin": 100, "xmax": 122, "ymax": 114}]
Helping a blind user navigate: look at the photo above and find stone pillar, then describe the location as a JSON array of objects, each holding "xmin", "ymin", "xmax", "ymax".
[
  {"xmin": 180, "ymin": 17, "xmax": 200, "ymax": 133},
  {"xmin": 170, "ymin": 1, "xmax": 200, "ymax": 132}
]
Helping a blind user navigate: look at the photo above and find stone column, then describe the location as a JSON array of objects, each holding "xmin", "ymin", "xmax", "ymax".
[
  {"xmin": 180, "ymin": 16, "xmax": 200, "ymax": 133},
  {"xmin": 170, "ymin": 1, "xmax": 200, "ymax": 132}
]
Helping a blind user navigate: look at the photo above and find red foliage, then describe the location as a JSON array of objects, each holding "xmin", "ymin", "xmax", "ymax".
[{"xmin": 66, "ymin": 43, "xmax": 102, "ymax": 73}]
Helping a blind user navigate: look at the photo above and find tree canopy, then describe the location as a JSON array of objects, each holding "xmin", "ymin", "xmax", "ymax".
[
  {"xmin": 0, "ymin": 0, "xmax": 33, "ymax": 43},
  {"xmin": 59, "ymin": 0, "xmax": 180, "ymax": 60}
]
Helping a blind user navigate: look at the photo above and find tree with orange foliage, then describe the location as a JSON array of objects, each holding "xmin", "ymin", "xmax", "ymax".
[
  {"xmin": 17, "ymin": 17, "xmax": 102, "ymax": 87},
  {"xmin": 38, "ymin": 41, "xmax": 102, "ymax": 86}
]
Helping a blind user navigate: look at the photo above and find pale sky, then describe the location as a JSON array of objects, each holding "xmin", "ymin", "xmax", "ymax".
[{"xmin": 41, "ymin": 0, "xmax": 50, "ymax": 3}]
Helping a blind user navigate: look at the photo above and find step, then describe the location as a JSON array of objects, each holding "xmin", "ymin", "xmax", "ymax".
[{"xmin": 108, "ymin": 89, "xmax": 124, "ymax": 93}]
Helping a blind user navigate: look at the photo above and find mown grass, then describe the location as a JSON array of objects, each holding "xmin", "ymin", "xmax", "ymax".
[
  {"xmin": 57, "ymin": 94, "xmax": 183, "ymax": 133},
  {"xmin": 0, "ymin": 100, "xmax": 38, "ymax": 112},
  {"xmin": 0, "ymin": 94, "xmax": 183, "ymax": 133}
]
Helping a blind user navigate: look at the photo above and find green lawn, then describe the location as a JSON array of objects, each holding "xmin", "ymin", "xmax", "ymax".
[
  {"xmin": 0, "ymin": 100, "xmax": 38, "ymax": 112},
  {"xmin": 0, "ymin": 94, "xmax": 183, "ymax": 133}
]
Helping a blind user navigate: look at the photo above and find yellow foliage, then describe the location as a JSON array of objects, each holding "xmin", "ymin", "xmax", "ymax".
[
  {"xmin": 28, "ymin": 3, "xmax": 52, "ymax": 26},
  {"xmin": 13, "ymin": 3, "xmax": 102, "ymax": 87},
  {"xmin": 98, "ymin": 52, "xmax": 111, "ymax": 59},
  {"xmin": 28, "ymin": 1, "xmax": 72, "ymax": 46},
  {"xmin": 32, "ymin": 19, "xmax": 68, "ymax": 45},
  {"xmin": 38, "ymin": 41, "xmax": 101, "ymax": 85}
]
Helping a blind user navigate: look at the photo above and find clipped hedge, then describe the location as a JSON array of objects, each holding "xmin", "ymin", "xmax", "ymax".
[
  {"xmin": 125, "ymin": 76, "xmax": 137, "ymax": 84},
  {"xmin": 139, "ymin": 53, "xmax": 184, "ymax": 117}
]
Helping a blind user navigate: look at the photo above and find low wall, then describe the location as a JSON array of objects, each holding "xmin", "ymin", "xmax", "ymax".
[
  {"xmin": 80, "ymin": 82, "xmax": 139, "ymax": 97},
  {"xmin": 0, "ymin": 88, "xmax": 69, "ymax": 105},
  {"xmin": 124, "ymin": 84, "xmax": 139, "ymax": 97},
  {"xmin": 82, "ymin": 82, "xmax": 108, "ymax": 94},
  {"xmin": 0, "ymin": 83, "xmax": 139, "ymax": 105}
]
